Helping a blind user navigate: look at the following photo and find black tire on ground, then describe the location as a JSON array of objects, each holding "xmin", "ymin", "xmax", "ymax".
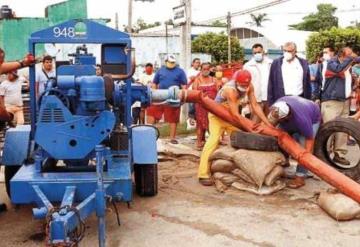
[
  {"xmin": 230, "ymin": 131, "xmax": 280, "ymax": 151},
  {"xmin": 314, "ymin": 118, "xmax": 360, "ymax": 180},
  {"xmin": 134, "ymin": 164, "xmax": 158, "ymax": 197},
  {"xmin": 5, "ymin": 165, "xmax": 21, "ymax": 198}
]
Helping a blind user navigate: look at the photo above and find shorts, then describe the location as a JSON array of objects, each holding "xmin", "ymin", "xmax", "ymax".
[{"xmin": 146, "ymin": 105, "xmax": 180, "ymax": 123}]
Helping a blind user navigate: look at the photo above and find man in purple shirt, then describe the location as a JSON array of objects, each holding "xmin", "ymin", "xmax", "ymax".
[{"xmin": 268, "ymin": 96, "xmax": 321, "ymax": 188}]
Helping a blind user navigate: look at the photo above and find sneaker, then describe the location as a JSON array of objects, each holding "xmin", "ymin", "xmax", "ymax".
[
  {"xmin": 287, "ymin": 176, "xmax": 305, "ymax": 189},
  {"xmin": 333, "ymin": 153, "xmax": 350, "ymax": 166},
  {"xmin": 170, "ymin": 139, "xmax": 178, "ymax": 144},
  {"xmin": 199, "ymin": 178, "xmax": 214, "ymax": 186}
]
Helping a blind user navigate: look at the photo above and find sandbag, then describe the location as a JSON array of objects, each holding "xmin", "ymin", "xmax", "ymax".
[
  {"xmin": 264, "ymin": 166, "xmax": 284, "ymax": 186},
  {"xmin": 232, "ymin": 149, "xmax": 285, "ymax": 188},
  {"xmin": 231, "ymin": 168, "xmax": 255, "ymax": 184},
  {"xmin": 213, "ymin": 172, "xmax": 239, "ymax": 186},
  {"xmin": 211, "ymin": 159, "xmax": 236, "ymax": 173},
  {"xmin": 231, "ymin": 180, "xmax": 286, "ymax": 196},
  {"xmin": 209, "ymin": 146, "xmax": 237, "ymax": 161},
  {"xmin": 318, "ymin": 191, "xmax": 360, "ymax": 221},
  {"xmin": 214, "ymin": 179, "xmax": 228, "ymax": 193}
]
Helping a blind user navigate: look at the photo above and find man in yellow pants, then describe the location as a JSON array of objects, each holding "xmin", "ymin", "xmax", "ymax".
[{"xmin": 198, "ymin": 70, "xmax": 272, "ymax": 186}]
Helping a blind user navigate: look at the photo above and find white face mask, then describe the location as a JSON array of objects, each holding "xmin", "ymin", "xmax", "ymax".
[
  {"xmin": 237, "ymin": 85, "xmax": 247, "ymax": 93},
  {"xmin": 323, "ymin": 53, "xmax": 331, "ymax": 61},
  {"xmin": 283, "ymin": 52, "xmax": 293, "ymax": 61}
]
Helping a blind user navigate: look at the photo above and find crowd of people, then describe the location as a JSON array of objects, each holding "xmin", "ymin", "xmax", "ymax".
[
  {"xmin": 134, "ymin": 42, "xmax": 360, "ymax": 189},
  {"xmin": 1, "ymin": 41, "xmax": 360, "ymax": 190}
]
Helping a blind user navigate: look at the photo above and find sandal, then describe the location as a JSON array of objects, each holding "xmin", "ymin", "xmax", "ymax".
[{"xmin": 170, "ymin": 139, "xmax": 178, "ymax": 144}]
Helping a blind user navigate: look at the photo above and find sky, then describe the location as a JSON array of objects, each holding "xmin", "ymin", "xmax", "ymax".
[{"xmin": 0, "ymin": 0, "xmax": 359, "ymax": 31}]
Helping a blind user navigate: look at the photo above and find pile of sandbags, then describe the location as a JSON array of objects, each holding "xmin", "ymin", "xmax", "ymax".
[
  {"xmin": 210, "ymin": 146, "xmax": 287, "ymax": 195},
  {"xmin": 318, "ymin": 190, "xmax": 360, "ymax": 221}
]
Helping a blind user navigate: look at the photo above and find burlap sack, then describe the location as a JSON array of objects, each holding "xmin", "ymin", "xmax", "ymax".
[
  {"xmin": 209, "ymin": 146, "xmax": 237, "ymax": 161},
  {"xmin": 211, "ymin": 159, "xmax": 236, "ymax": 173},
  {"xmin": 232, "ymin": 180, "xmax": 286, "ymax": 196},
  {"xmin": 214, "ymin": 179, "xmax": 228, "ymax": 193},
  {"xmin": 264, "ymin": 166, "xmax": 284, "ymax": 186},
  {"xmin": 318, "ymin": 191, "xmax": 360, "ymax": 221},
  {"xmin": 213, "ymin": 172, "xmax": 240, "ymax": 186},
  {"xmin": 232, "ymin": 149, "xmax": 285, "ymax": 188},
  {"xmin": 231, "ymin": 168, "xmax": 255, "ymax": 184}
]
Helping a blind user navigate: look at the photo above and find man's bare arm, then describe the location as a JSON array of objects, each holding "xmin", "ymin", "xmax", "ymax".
[
  {"xmin": 224, "ymin": 88, "xmax": 255, "ymax": 132},
  {"xmin": 247, "ymin": 84, "xmax": 272, "ymax": 126}
]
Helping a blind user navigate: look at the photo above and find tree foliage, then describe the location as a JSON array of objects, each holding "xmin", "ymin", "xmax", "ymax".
[
  {"xmin": 247, "ymin": 13, "xmax": 270, "ymax": 27},
  {"xmin": 192, "ymin": 32, "xmax": 244, "ymax": 63},
  {"xmin": 211, "ymin": 20, "xmax": 227, "ymax": 27},
  {"xmin": 306, "ymin": 27, "xmax": 360, "ymax": 61},
  {"xmin": 124, "ymin": 18, "xmax": 161, "ymax": 33},
  {"xmin": 290, "ymin": 4, "xmax": 338, "ymax": 31}
]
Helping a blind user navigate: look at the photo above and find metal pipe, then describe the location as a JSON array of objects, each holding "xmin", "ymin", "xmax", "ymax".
[
  {"xmin": 178, "ymin": 89, "xmax": 360, "ymax": 203},
  {"xmin": 95, "ymin": 145, "xmax": 106, "ymax": 247}
]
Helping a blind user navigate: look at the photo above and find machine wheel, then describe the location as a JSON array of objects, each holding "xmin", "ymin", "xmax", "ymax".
[
  {"xmin": 134, "ymin": 164, "xmax": 158, "ymax": 197},
  {"xmin": 314, "ymin": 118, "xmax": 360, "ymax": 180},
  {"xmin": 230, "ymin": 131, "xmax": 280, "ymax": 151},
  {"xmin": 5, "ymin": 165, "xmax": 20, "ymax": 198}
]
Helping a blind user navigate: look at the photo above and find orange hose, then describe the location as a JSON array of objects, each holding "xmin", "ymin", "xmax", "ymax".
[{"xmin": 181, "ymin": 90, "xmax": 360, "ymax": 203}]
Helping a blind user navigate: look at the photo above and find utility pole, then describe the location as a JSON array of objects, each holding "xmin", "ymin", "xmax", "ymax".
[
  {"xmin": 127, "ymin": 0, "xmax": 133, "ymax": 33},
  {"xmin": 179, "ymin": 0, "xmax": 191, "ymax": 123},
  {"xmin": 227, "ymin": 11, "xmax": 231, "ymax": 64},
  {"xmin": 115, "ymin": 12, "xmax": 119, "ymax": 30},
  {"xmin": 127, "ymin": 0, "xmax": 155, "ymax": 33}
]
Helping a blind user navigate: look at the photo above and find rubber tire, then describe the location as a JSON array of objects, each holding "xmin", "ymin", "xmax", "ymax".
[
  {"xmin": 314, "ymin": 117, "xmax": 360, "ymax": 180},
  {"xmin": 5, "ymin": 166, "xmax": 20, "ymax": 198},
  {"xmin": 134, "ymin": 164, "xmax": 158, "ymax": 197},
  {"xmin": 230, "ymin": 131, "xmax": 280, "ymax": 151}
]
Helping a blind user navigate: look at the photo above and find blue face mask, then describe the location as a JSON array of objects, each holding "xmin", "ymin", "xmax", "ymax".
[{"xmin": 254, "ymin": 53, "xmax": 263, "ymax": 62}]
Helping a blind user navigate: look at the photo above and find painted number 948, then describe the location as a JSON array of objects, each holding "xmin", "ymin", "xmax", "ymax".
[{"xmin": 53, "ymin": 27, "xmax": 75, "ymax": 38}]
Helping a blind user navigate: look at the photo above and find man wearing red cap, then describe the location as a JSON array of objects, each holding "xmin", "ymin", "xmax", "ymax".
[{"xmin": 198, "ymin": 69, "xmax": 272, "ymax": 186}]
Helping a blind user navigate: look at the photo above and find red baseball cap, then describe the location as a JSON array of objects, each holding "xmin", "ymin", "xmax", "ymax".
[{"xmin": 233, "ymin": 69, "xmax": 252, "ymax": 86}]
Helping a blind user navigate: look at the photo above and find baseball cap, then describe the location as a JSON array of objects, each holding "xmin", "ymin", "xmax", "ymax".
[
  {"xmin": 165, "ymin": 54, "xmax": 176, "ymax": 63},
  {"xmin": 233, "ymin": 69, "xmax": 252, "ymax": 86},
  {"xmin": 271, "ymin": 101, "xmax": 290, "ymax": 119}
]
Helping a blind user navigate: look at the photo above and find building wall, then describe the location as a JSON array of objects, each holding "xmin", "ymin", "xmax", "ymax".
[
  {"xmin": 0, "ymin": 0, "xmax": 87, "ymax": 61},
  {"xmin": 46, "ymin": 0, "xmax": 87, "ymax": 24}
]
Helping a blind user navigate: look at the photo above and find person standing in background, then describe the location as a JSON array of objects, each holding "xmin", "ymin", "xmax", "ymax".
[
  {"xmin": 244, "ymin": 43, "xmax": 273, "ymax": 121},
  {"xmin": 133, "ymin": 63, "xmax": 154, "ymax": 124},
  {"xmin": 267, "ymin": 42, "xmax": 311, "ymax": 105}
]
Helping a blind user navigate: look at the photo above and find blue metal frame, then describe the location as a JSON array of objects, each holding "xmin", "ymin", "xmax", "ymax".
[{"xmin": 4, "ymin": 19, "xmax": 175, "ymax": 246}]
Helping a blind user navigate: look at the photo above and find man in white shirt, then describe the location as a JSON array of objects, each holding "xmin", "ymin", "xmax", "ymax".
[
  {"xmin": 244, "ymin": 43, "xmax": 273, "ymax": 121},
  {"xmin": 133, "ymin": 63, "xmax": 155, "ymax": 124},
  {"xmin": 0, "ymin": 70, "xmax": 28, "ymax": 125},
  {"xmin": 187, "ymin": 58, "xmax": 201, "ymax": 84},
  {"xmin": 268, "ymin": 42, "xmax": 311, "ymax": 106},
  {"xmin": 36, "ymin": 55, "xmax": 55, "ymax": 97}
]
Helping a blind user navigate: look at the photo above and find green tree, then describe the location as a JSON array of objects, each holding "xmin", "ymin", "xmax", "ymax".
[
  {"xmin": 124, "ymin": 18, "xmax": 161, "ymax": 33},
  {"xmin": 192, "ymin": 32, "xmax": 244, "ymax": 63},
  {"xmin": 247, "ymin": 13, "xmax": 270, "ymax": 27},
  {"xmin": 290, "ymin": 4, "xmax": 338, "ymax": 31},
  {"xmin": 306, "ymin": 27, "xmax": 360, "ymax": 61},
  {"xmin": 211, "ymin": 20, "xmax": 227, "ymax": 27}
]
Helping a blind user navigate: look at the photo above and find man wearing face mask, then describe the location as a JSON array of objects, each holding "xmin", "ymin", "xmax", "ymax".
[
  {"xmin": 318, "ymin": 47, "xmax": 360, "ymax": 166},
  {"xmin": 198, "ymin": 69, "xmax": 272, "ymax": 186},
  {"xmin": 312, "ymin": 46, "xmax": 336, "ymax": 102},
  {"xmin": 268, "ymin": 42, "xmax": 311, "ymax": 106},
  {"xmin": 244, "ymin": 43, "xmax": 273, "ymax": 121},
  {"xmin": 147, "ymin": 55, "xmax": 187, "ymax": 144},
  {"xmin": 267, "ymin": 96, "xmax": 321, "ymax": 188}
]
